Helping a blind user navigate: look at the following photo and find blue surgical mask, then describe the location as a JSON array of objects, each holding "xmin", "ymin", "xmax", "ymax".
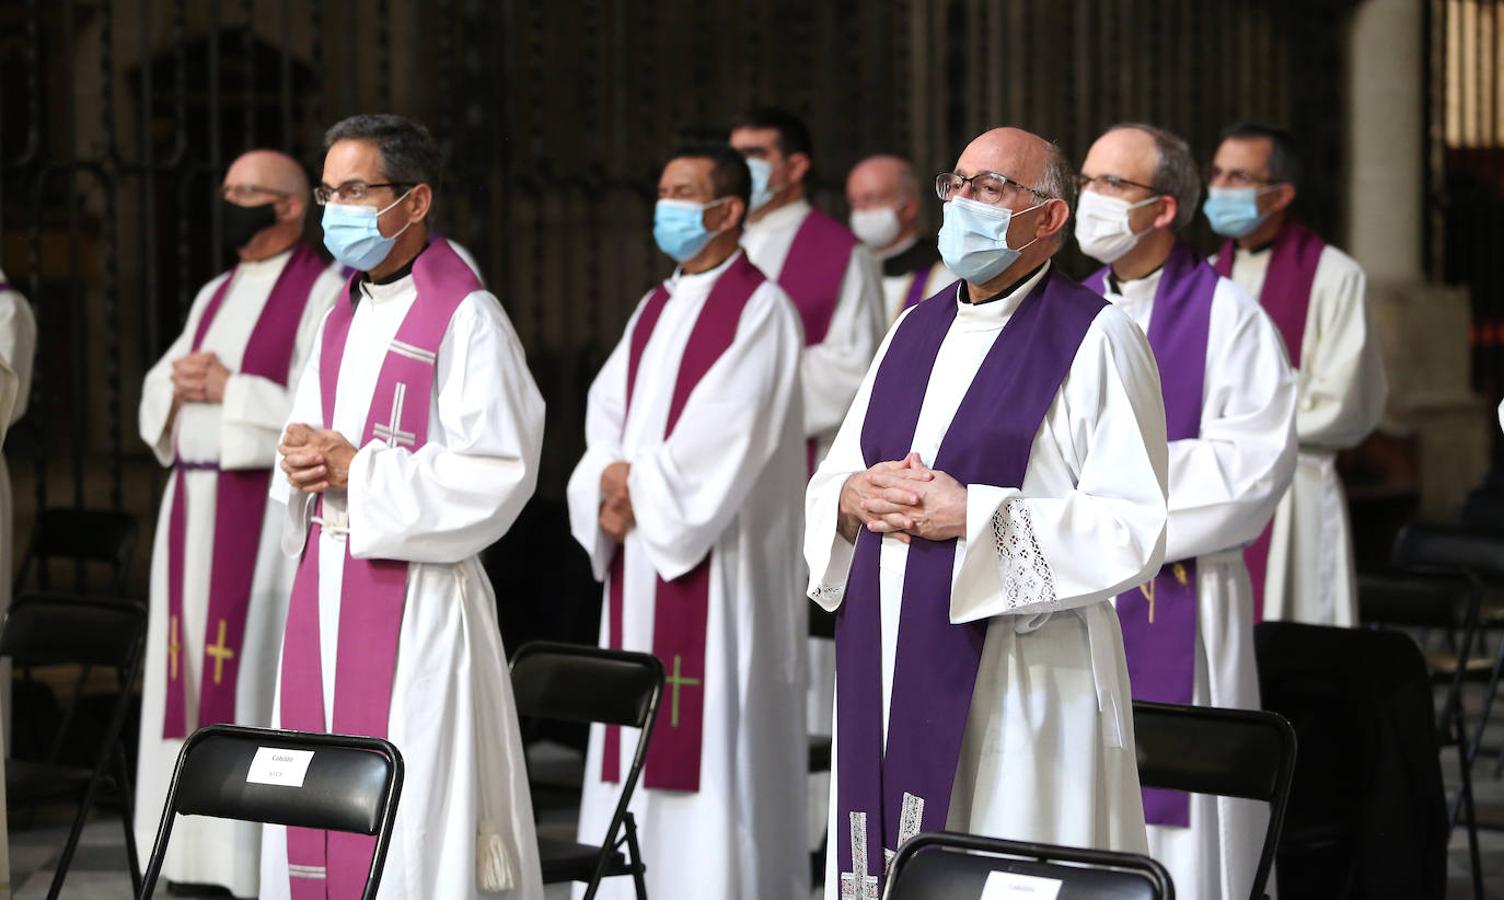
[
  {"xmin": 938, "ymin": 195, "xmax": 1045, "ymax": 284},
  {"xmin": 653, "ymin": 198, "xmax": 729, "ymax": 263},
  {"xmin": 1202, "ymin": 186, "xmax": 1271, "ymax": 238},
  {"xmin": 745, "ymin": 157, "xmax": 775, "ymax": 212},
  {"xmin": 321, "ymin": 189, "xmax": 414, "ymax": 272}
]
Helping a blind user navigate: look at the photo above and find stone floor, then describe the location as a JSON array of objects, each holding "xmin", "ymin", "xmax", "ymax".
[{"xmin": 10, "ymin": 674, "xmax": 1504, "ymax": 898}]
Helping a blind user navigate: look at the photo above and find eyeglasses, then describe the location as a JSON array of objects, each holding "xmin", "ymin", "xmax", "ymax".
[
  {"xmin": 1204, "ymin": 166, "xmax": 1278, "ymax": 188},
  {"xmin": 1077, "ymin": 173, "xmax": 1158, "ymax": 195},
  {"xmin": 222, "ymin": 184, "xmax": 290, "ymax": 202},
  {"xmin": 313, "ymin": 181, "xmax": 413, "ymax": 205},
  {"xmin": 935, "ymin": 171, "xmax": 1054, "ymax": 206}
]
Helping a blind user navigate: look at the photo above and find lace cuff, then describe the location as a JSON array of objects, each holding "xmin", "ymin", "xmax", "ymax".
[{"xmin": 991, "ymin": 499, "xmax": 1057, "ymax": 612}]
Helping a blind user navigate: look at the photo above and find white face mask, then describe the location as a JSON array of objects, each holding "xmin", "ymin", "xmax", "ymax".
[
  {"xmin": 1073, "ymin": 190, "xmax": 1162, "ymax": 265},
  {"xmin": 849, "ymin": 205, "xmax": 903, "ymax": 250}
]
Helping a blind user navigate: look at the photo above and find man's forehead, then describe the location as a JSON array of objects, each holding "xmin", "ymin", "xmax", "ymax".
[
  {"xmin": 1083, "ymin": 129, "xmax": 1157, "ymax": 179},
  {"xmin": 1215, "ymin": 135, "xmax": 1274, "ymax": 167},
  {"xmin": 729, "ymin": 126, "xmax": 778, "ymax": 149},
  {"xmin": 956, "ymin": 133, "xmax": 1041, "ymax": 181},
  {"xmin": 321, "ymin": 139, "xmax": 382, "ymax": 181},
  {"xmin": 661, "ymin": 156, "xmax": 713, "ymax": 184}
]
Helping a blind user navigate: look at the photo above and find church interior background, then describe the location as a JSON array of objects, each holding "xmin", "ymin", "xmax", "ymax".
[{"xmin": 2, "ymin": 0, "xmax": 1504, "ymax": 889}]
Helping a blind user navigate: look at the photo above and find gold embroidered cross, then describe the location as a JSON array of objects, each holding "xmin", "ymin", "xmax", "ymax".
[
  {"xmin": 665, "ymin": 654, "xmax": 701, "ymax": 728},
  {"xmin": 205, "ymin": 619, "xmax": 236, "ymax": 685},
  {"xmin": 168, "ymin": 615, "xmax": 181, "ymax": 681}
]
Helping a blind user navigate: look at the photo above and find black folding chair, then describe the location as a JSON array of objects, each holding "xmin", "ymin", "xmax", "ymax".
[
  {"xmin": 2, "ymin": 595, "xmax": 145, "ymax": 900},
  {"xmin": 137, "ymin": 725, "xmax": 404, "ymax": 900},
  {"xmin": 1131, "ymin": 701, "xmax": 1294, "ymax": 900},
  {"xmin": 884, "ymin": 831, "xmax": 1173, "ymax": 900},
  {"xmin": 510, "ymin": 641, "xmax": 662, "ymax": 900},
  {"xmin": 13, "ymin": 507, "xmax": 139, "ymax": 595},
  {"xmin": 1255, "ymin": 621, "xmax": 1450, "ymax": 900},
  {"xmin": 1356, "ymin": 565, "xmax": 1483, "ymax": 895}
]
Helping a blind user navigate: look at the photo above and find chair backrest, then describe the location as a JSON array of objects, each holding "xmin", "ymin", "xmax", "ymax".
[
  {"xmin": 14, "ymin": 508, "xmax": 139, "ymax": 594},
  {"xmin": 1132, "ymin": 701, "xmax": 1294, "ymax": 899},
  {"xmin": 1253, "ymin": 621, "xmax": 1449, "ymax": 898},
  {"xmin": 1392, "ymin": 523, "xmax": 1504, "ymax": 581},
  {"xmin": 510, "ymin": 641, "xmax": 662, "ymax": 729},
  {"xmin": 0, "ymin": 593, "xmax": 145, "ymax": 669},
  {"xmin": 884, "ymin": 832, "xmax": 1172, "ymax": 900},
  {"xmin": 1356, "ymin": 566, "xmax": 1478, "ymax": 632},
  {"xmin": 139, "ymin": 725, "xmax": 403, "ymax": 900}
]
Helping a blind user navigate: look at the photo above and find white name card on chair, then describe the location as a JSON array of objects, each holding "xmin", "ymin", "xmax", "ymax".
[
  {"xmin": 980, "ymin": 870, "xmax": 1064, "ymax": 900},
  {"xmin": 246, "ymin": 747, "xmax": 315, "ymax": 788}
]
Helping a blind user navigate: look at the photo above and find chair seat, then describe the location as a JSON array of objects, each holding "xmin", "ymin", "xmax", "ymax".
[
  {"xmin": 6, "ymin": 758, "xmax": 102, "ymax": 804},
  {"xmin": 538, "ymin": 837, "xmax": 630, "ymax": 884},
  {"xmin": 1423, "ymin": 649, "xmax": 1494, "ymax": 676}
]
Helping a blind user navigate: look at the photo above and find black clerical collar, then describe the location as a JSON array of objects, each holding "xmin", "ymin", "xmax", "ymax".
[
  {"xmin": 1105, "ymin": 260, "xmax": 1166, "ymax": 295},
  {"xmin": 968, "ymin": 261, "xmax": 1048, "ymax": 306},
  {"xmin": 882, "ymin": 237, "xmax": 941, "ymax": 279},
  {"xmin": 1244, "ymin": 236, "xmax": 1278, "ymax": 255},
  {"xmin": 349, "ymin": 242, "xmax": 430, "ymax": 302}
]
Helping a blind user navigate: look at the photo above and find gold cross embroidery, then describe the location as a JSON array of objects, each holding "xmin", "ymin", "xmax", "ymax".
[
  {"xmin": 1139, "ymin": 578, "xmax": 1155, "ymax": 624},
  {"xmin": 205, "ymin": 619, "xmax": 236, "ymax": 685},
  {"xmin": 168, "ymin": 615, "xmax": 181, "ymax": 681},
  {"xmin": 664, "ymin": 654, "xmax": 702, "ymax": 728}
]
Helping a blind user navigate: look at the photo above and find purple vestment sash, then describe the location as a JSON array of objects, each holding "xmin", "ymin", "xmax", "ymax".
[
  {"xmin": 777, "ymin": 208, "xmax": 857, "ymax": 347},
  {"xmin": 1214, "ymin": 222, "xmax": 1325, "ymax": 622},
  {"xmin": 600, "ymin": 253, "xmax": 766, "ymax": 793},
  {"xmin": 835, "ymin": 268, "xmax": 1104, "ymax": 892},
  {"xmin": 1086, "ymin": 240, "xmax": 1217, "ymax": 827},
  {"xmin": 900, "ymin": 267, "xmax": 931, "ymax": 312},
  {"xmin": 162, "ymin": 242, "xmax": 325, "ymax": 739},
  {"xmin": 280, "ymin": 240, "xmax": 479, "ymax": 899}
]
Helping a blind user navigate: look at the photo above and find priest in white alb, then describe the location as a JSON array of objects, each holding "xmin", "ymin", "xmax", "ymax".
[
  {"xmin": 806, "ymin": 126, "xmax": 1169, "ymax": 898},
  {"xmin": 1077, "ymin": 124, "xmax": 1296, "ymax": 900},
  {"xmin": 135, "ymin": 149, "xmax": 341, "ymax": 897},
  {"xmin": 1204, "ymin": 122, "xmax": 1387, "ymax": 627},
  {"xmin": 267, "ymin": 114, "xmax": 545, "ymax": 899},
  {"xmin": 567, "ymin": 143, "xmax": 807, "ymax": 900}
]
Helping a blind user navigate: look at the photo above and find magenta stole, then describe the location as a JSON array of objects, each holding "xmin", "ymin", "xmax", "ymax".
[
  {"xmin": 279, "ymin": 240, "xmax": 479, "ymax": 898},
  {"xmin": 163, "ymin": 242, "xmax": 325, "ymax": 739},
  {"xmin": 1085, "ymin": 240, "xmax": 1216, "ymax": 827},
  {"xmin": 599, "ymin": 254, "xmax": 766, "ymax": 793},
  {"xmin": 1213, "ymin": 222, "xmax": 1325, "ymax": 622}
]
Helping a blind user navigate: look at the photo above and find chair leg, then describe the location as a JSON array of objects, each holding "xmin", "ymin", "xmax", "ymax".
[
  {"xmin": 45, "ymin": 769, "xmax": 106, "ymax": 900},
  {"xmin": 624, "ymin": 812, "xmax": 649, "ymax": 900},
  {"xmin": 116, "ymin": 743, "xmax": 143, "ymax": 894},
  {"xmin": 1466, "ymin": 632, "xmax": 1504, "ymax": 770},
  {"xmin": 1456, "ymin": 715, "xmax": 1485, "ymax": 900}
]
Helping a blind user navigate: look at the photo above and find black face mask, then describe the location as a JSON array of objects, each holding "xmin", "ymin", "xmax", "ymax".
[{"xmin": 221, "ymin": 198, "xmax": 279, "ymax": 251}]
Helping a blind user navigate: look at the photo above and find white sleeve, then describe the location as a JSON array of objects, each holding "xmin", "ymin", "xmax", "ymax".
[
  {"xmin": 1295, "ymin": 249, "xmax": 1387, "ymax": 448},
  {"xmin": 800, "ymin": 244, "xmax": 885, "ymax": 442},
  {"xmin": 951, "ymin": 306, "xmax": 1170, "ymax": 621},
  {"xmin": 346, "ymin": 293, "xmax": 545, "ymax": 564},
  {"xmin": 628, "ymin": 284, "xmax": 804, "ymax": 581},
  {"xmin": 139, "ymin": 277, "xmax": 224, "ymax": 467},
  {"xmin": 1162, "ymin": 281, "xmax": 1297, "ymax": 561},
  {"xmin": 803, "ymin": 310, "xmax": 912, "ymax": 609},
  {"xmin": 565, "ymin": 294, "xmax": 641, "ymax": 582},
  {"xmin": 272, "ymin": 310, "xmax": 329, "ymax": 558},
  {"xmin": 0, "ymin": 291, "xmax": 36, "ymax": 425},
  {"xmin": 220, "ymin": 271, "xmax": 344, "ymax": 470}
]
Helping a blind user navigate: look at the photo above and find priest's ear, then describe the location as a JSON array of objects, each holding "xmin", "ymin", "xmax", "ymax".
[
  {"xmin": 785, "ymin": 151, "xmax": 812, "ymax": 187},
  {"xmin": 712, "ymin": 195, "xmax": 747, "ymax": 232},
  {"xmin": 1262, "ymin": 181, "xmax": 1297, "ymax": 218},
  {"xmin": 1033, "ymin": 196, "xmax": 1072, "ymax": 242},
  {"xmin": 278, "ymin": 191, "xmax": 306, "ymax": 225},
  {"xmin": 401, "ymin": 183, "xmax": 434, "ymax": 225}
]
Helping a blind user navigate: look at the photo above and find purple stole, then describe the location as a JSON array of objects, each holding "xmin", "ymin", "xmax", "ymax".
[
  {"xmin": 162, "ymin": 242, "xmax": 325, "ymax": 739},
  {"xmin": 1086, "ymin": 240, "xmax": 1217, "ymax": 827},
  {"xmin": 1214, "ymin": 222, "xmax": 1325, "ymax": 622},
  {"xmin": 600, "ymin": 253, "xmax": 766, "ymax": 793},
  {"xmin": 835, "ymin": 268, "xmax": 1104, "ymax": 893},
  {"xmin": 900, "ymin": 267, "xmax": 932, "ymax": 312},
  {"xmin": 279, "ymin": 240, "xmax": 479, "ymax": 898}
]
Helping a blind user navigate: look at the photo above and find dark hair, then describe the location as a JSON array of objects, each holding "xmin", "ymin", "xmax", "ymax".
[
  {"xmin": 668, "ymin": 143, "xmax": 752, "ymax": 217},
  {"xmin": 1218, "ymin": 121, "xmax": 1302, "ymax": 189},
  {"xmin": 729, "ymin": 107, "xmax": 813, "ymax": 160},
  {"xmin": 324, "ymin": 113, "xmax": 441, "ymax": 188}
]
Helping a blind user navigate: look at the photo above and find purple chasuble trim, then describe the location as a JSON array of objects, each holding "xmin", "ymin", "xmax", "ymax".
[
  {"xmin": 601, "ymin": 253, "xmax": 767, "ymax": 793},
  {"xmin": 280, "ymin": 239, "xmax": 479, "ymax": 899},
  {"xmin": 1214, "ymin": 222, "xmax": 1325, "ymax": 624},
  {"xmin": 777, "ymin": 208, "xmax": 857, "ymax": 347},
  {"xmin": 900, "ymin": 267, "xmax": 933, "ymax": 312},
  {"xmin": 835, "ymin": 267, "xmax": 1105, "ymax": 891},
  {"xmin": 163, "ymin": 242, "xmax": 326, "ymax": 739},
  {"xmin": 1086, "ymin": 240, "xmax": 1216, "ymax": 827}
]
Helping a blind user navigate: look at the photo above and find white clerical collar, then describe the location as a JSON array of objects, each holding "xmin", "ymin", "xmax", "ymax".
[
  {"xmin": 746, "ymin": 196, "xmax": 811, "ymax": 236},
  {"xmin": 1104, "ymin": 263, "xmax": 1164, "ymax": 315},
  {"xmin": 875, "ymin": 231, "xmax": 919, "ymax": 262},
  {"xmin": 953, "ymin": 260, "xmax": 1051, "ymax": 329},
  {"xmin": 236, "ymin": 246, "xmax": 294, "ymax": 280},
  {"xmin": 358, "ymin": 272, "xmax": 414, "ymax": 305},
  {"xmin": 667, "ymin": 248, "xmax": 742, "ymax": 291}
]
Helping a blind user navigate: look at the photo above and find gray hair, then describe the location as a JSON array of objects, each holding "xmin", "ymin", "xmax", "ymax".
[
  {"xmin": 1035, "ymin": 140, "xmax": 1076, "ymax": 243},
  {"xmin": 324, "ymin": 113, "xmax": 441, "ymax": 188},
  {"xmin": 1109, "ymin": 123, "xmax": 1201, "ymax": 230}
]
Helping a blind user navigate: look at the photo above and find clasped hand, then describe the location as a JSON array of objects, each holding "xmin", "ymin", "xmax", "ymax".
[
  {"xmin": 279, "ymin": 422, "xmax": 357, "ymax": 493},
  {"xmin": 837, "ymin": 452, "xmax": 967, "ymax": 544},
  {"xmin": 170, "ymin": 351, "xmax": 230, "ymax": 403},
  {"xmin": 599, "ymin": 461, "xmax": 634, "ymax": 542}
]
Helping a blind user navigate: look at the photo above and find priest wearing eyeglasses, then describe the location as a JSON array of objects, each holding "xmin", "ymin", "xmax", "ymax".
[
  {"xmin": 805, "ymin": 126, "xmax": 1169, "ymax": 898},
  {"xmin": 135, "ymin": 149, "xmax": 343, "ymax": 897},
  {"xmin": 266, "ymin": 114, "xmax": 546, "ymax": 899}
]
